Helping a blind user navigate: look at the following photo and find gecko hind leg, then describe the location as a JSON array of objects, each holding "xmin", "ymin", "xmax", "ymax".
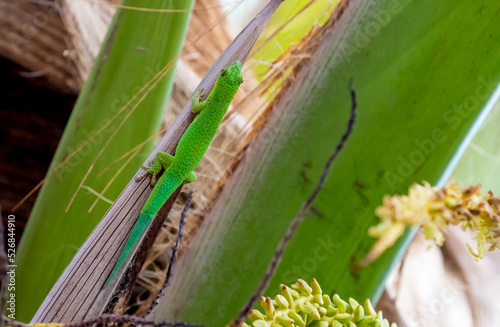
[{"xmin": 136, "ymin": 152, "xmax": 175, "ymax": 186}]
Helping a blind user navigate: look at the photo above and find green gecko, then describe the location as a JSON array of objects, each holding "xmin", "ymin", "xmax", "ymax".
[{"xmin": 105, "ymin": 61, "xmax": 243, "ymax": 287}]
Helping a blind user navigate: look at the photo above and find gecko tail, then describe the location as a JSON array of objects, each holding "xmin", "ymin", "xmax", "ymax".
[
  {"xmin": 104, "ymin": 213, "xmax": 152, "ymax": 287},
  {"xmin": 104, "ymin": 171, "xmax": 184, "ymax": 288}
]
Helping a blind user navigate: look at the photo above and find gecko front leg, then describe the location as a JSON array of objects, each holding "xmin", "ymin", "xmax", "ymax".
[
  {"xmin": 136, "ymin": 152, "xmax": 196, "ymax": 186},
  {"xmin": 192, "ymin": 89, "xmax": 208, "ymax": 114}
]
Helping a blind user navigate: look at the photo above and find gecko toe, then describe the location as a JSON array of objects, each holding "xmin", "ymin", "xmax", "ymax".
[{"xmin": 136, "ymin": 172, "xmax": 147, "ymax": 182}]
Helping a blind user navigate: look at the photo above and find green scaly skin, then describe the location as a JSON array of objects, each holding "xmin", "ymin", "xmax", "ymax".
[{"xmin": 105, "ymin": 61, "xmax": 243, "ymax": 287}]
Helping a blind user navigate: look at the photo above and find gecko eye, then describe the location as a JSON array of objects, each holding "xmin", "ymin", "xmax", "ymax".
[{"xmin": 221, "ymin": 69, "xmax": 227, "ymax": 76}]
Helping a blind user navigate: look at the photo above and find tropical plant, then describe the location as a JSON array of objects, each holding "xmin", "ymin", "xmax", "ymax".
[{"xmin": 10, "ymin": 0, "xmax": 500, "ymax": 326}]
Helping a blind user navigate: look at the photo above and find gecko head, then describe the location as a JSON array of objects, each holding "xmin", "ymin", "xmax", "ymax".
[{"xmin": 217, "ymin": 61, "xmax": 243, "ymax": 92}]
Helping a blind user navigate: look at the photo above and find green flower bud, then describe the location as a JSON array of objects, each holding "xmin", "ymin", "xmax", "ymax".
[
  {"xmin": 276, "ymin": 316, "xmax": 294, "ymax": 327},
  {"xmin": 243, "ymin": 279, "xmax": 396, "ymax": 327},
  {"xmin": 249, "ymin": 309, "xmax": 266, "ymax": 321},
  {"xmin": 317, "ymin": 321, "xmax": 329, "ymax": 327},
  {"xmin": 326, "ymin": 306, "xmax": 339, "ymax": 317},
  {"xmin": 280, "ymin": 285, "xmax": 295, "ymax": 304},
  {"xmin": 298, "ymin": 302, "xmax": 315, "ymax": 315},
  {"xmin": 260, "ymin": 296, "xmax": 275, "ymax": 319},
  {"xmin": 349, "ymin": 298, "xmax": 360, "ymax": 310},
  {"xmin": 322, "ymin": 294, "xmax": 331, "ymax": 308},
  {"xmin": 312, "ymin": 294, "xmax": 323, "ymax": 305},
  {"xmin": 332, "ymin": 294, "xmax": 347, "ymax": 313},
  {"xmin": 352, "ymin": 305, "xmax": 364, "ymax": 322},
  {"xmin": 364, "ymin": 299, "xmax": 377, "ymax": 316},
  {"xmin": 357, "ymin": 315, "xmax": 376, "ymax": 326},
  {"xmin": 292, "ymin": 279, "xmax": 313, "ymax": 295},
  {"xmin": 311, "ymin": 278, "xmax": 322, "ymax": 295},
  {"xmin": 287, "ymin": 311, "xmax": 306, "ymax": 327},
  {"xmin": 334, "ymin": 313, "xmax": 353, "ymax": 323},
  {"xmin": 331, "ymin": 320, "xmax": 343, "ymax": 327},
  {"xmin": 252, "ymin": 320, "xmax": 268, "ymax": 327},
  {"xmin": 275, "ymin": 294, "xmax": 289, "ymax": 308}
]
